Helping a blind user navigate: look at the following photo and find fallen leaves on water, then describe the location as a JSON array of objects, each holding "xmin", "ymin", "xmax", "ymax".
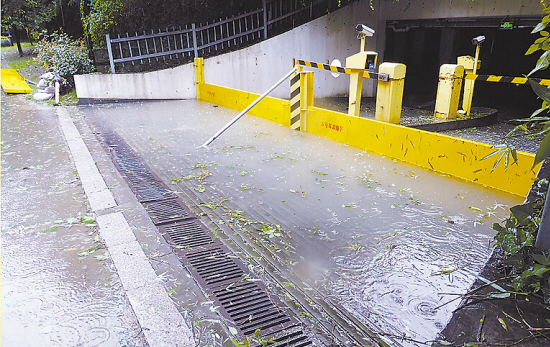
[{"xmin": 78, "ymin": 245, "xmax": 102, "ymax": 257}]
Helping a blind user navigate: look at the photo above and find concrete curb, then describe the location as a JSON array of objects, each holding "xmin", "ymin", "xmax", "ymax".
[{"xmin": 57, "ymin": 108, "xmax": 195, "ymax": 347}]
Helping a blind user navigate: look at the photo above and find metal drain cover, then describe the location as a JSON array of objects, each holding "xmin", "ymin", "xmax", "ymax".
[
  {"xmin": 185, "ymin": 247, "xmax": 249, "ymax": 288},
  {"xmin": 94, "ymin": 127, "xmax": 316, "ymax": 345},
  {"xmin": 159, "ymin": 220, "xmax": 216, "ymax": 250},
  {"xmin": 208, "ymin": 281, "xmax": 299, "ymax": 337},
  {"xmin": 144, "ymin": 199, "xmax": 193, "ymax": 224}
]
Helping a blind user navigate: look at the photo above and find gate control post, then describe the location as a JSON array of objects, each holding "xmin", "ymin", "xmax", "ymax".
[
  {"xmin": 194, "ymin": 57, "xmax": 204, "ymax": 100},
  {"xmin": 458, "ymin": 55, "xmax": 481, "ymax": 116},
  {"xmin": 346, "ymin": 53, "xmax": 367, "ymax": 117},
  {"xmin": 375, "ymin": 63, "xmax": 406, "ymax": 124},
  {"xmin": 434, "ymin": 64, "xmax": 464, "ymax": 119},
  {"xmin": 346, "ymin": 24, "xmax": 377, "ymax": 117}
]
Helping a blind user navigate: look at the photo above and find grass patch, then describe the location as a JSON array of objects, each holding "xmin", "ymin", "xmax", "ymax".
[{"xmin": 1, "ymin": 42, "xmax": 43, "ymax": 82}]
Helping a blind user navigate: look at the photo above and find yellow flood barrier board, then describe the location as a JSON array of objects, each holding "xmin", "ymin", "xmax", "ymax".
[
  {"xmin": 306, "ymin": 106, "xmax": 539, "ymax": 197},
  {"xmin": 198, "ymin": 82, "xmax": 290, "ymax": 126},
  {"xmin": 1, "ymin": 68, "xmax": 32, "ymax": 94},
  {"xmin": 198, "ymin": 81, "xmax": 539, "ymax": 197}
]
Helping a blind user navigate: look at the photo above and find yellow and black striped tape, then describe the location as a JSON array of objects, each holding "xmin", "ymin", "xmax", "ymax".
[
  {"xmin": 290, "ymin": 72, "xmax": 301, "ymax": 131},
  {"xmin": 295, "ymin": 59, "xmax": 385, "ymax": 80},
  {"xmin": 464, "ymin": 74, "xmax": 550, "ymax": 86}
]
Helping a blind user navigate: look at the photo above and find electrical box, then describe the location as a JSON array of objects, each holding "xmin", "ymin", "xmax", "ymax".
[
  {"xmin": 345, "ymin": 51, "xmax": 378, "ymax": 71},
  {"xmin": 365, "ymin": 52, "xmax": 378, "ymax": 71}
]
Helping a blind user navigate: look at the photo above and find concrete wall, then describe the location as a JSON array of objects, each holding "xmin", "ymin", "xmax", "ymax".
[
  {"xmin": 206, "ymin": 0, "xmax": 543, "ymax": 99},
  {"xmin": 74, "ymin": 62, "xmax": 196, "ymax": 101},
  {"xmin": 75, "ymin": 0, "xmax": 543, "ymax": 101}
]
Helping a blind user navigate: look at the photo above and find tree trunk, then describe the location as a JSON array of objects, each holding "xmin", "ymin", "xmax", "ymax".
[
  {"xmin": 12, "ymin": 26, "xmax": 23, "ymax": 56},
  {"xmin": 81, "ymin": 0, "xmax": 95, "ymax": 64}
]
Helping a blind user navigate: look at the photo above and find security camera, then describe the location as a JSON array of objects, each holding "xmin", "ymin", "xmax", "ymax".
[
  {"xmin": 355, "ymin": 24, "xmax": 375, "ymax": 37},
  {"xmin": 472, "ymin": 35, "xmax": 486, "ymax": 45}
]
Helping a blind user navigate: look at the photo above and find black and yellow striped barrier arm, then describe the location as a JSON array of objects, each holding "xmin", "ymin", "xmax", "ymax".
[
  {"xmin": 464, "ymin": 74, "xmax": 550, "ymax": 86},
  {"xmin": 295, "ymin": 59, "xmax": 389, "ymax": 81}
]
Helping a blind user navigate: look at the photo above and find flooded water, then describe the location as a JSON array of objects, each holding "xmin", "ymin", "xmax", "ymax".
[
  {"xmin": 1, "ymin": 96, "xmax": 144, "ymax": 346},
  {"xmin": 80, "ymin": 99, "xmax": 522, "ymax": 345}
]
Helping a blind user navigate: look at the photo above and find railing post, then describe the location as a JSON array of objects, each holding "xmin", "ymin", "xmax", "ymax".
[
  {"xmin": 192, "ymin": 23, "xmax": 199, "ymax": 57},
  {"xmin": 262, "ymin": 0, "xmax": 268, "ymax": 40},
  {"xmin": 106, "ymin": 33, "xmax": 115, "ymax": 74}
]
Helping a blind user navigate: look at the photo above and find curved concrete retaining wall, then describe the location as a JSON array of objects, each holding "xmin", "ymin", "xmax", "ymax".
[{"xmin": 74, "ymin": 63, "xmax": 196, "ymax": 101}]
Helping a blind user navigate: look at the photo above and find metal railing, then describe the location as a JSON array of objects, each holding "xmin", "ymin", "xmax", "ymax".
[{"xmin": 106, "ymin": 0, "xmax": 333, "ymax": 73}]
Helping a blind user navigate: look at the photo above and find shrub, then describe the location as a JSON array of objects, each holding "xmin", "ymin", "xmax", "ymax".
[{"xmin": 34, "ymin": 31, "xmax": 95, "ymax": 87}]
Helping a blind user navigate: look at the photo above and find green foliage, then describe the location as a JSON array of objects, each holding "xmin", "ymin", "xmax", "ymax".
[
  {"xmin": 526, "ymin": 5, "xmax": 550, "ymax": 76},
  {"xmin": 34, "ymin": 31, "xmax": 95, "ymax": 86},
  {"xmin": 481, "ymin": 143, "xmax": 518, "ymax": 172},
  {"xmin": 505, "ymin": 2, "xmax": 550, "ymax": 169},
  {"xmin": 81, "ymin": 0, "xmax": 124, "ymax": 46},
  {"xmin": 1, "ymin": 0, "xmax": 56, "ymax": 33},
  {"xmin": 493, "ymin": 179, "xmax": 550, "ymax": 302},
  {"xmin": 230, "ymin": 328, "xmax": 276, "ymax": 347}
]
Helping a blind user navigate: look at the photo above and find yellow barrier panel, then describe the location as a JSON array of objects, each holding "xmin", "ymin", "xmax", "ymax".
[
  {"xmin": 1, "ymin": 69, "xmax": 32, "ymax": 94},
  {"xmin": 198, "ymin": 82, "xmax": 290, "ymax": 126},
  {"xmin": 196, "ymin": 81, "xmax": 539, "ymax": 198},
  {"xmin": 305, "ymin": 106, "xmax": 539, "ymax": 197}
]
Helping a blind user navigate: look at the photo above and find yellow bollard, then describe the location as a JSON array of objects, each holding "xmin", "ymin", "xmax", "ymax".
[
  {"xmin": 458, "ymin": 54, "xmax": 481, "ymax": 116},
  {"xmin": 346, "ymin": 52, "xmax": 368, "ymax": 117},
  {"xmin": 194, "ymin": 57, "xmax": 204, "ymax": 100},
  {"xmin": 375, "ymin": 63, "xmax": 406, "ymax": 124},
  {"xmin": 434, "ymin": 64, "xmax": 465, "ymax": 119}
]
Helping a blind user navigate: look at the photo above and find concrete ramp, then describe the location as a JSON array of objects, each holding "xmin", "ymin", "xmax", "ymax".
[{"xmin": 1, "ymin": 69, "xmax": 32, "ymax": 94}]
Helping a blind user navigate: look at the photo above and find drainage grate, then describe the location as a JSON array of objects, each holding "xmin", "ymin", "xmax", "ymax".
[
  {"xmin": 117, "ymin": 157, "xmax": 146, "ymax": 171},
  {"xmin": 269, "ymin": 330, "xmax": 314, "ymax": 347},
  {"xmin": 185, "ymin": 247, "xmax": 249, "ymax": 288},
  {"xmin": 124, "ymin": 170, "xmax": 158, "ymax": 184},
  {"xmin": 159, "ymin": 220, "xmax": 216, "ymax": 250},
  {"xmin": 144, "ymin": 199, "xmax": 192, "ymax": 224},
  {"xmin": 135, "ymin": 183, "xmax": 175, "ymax": 202},
  {"xmin": 209, "ymin": 282, "xmax": 298, "ymax": 337},
  {"xmin": 92, "ymin": 127, "xmax": 315, "ymax": 345}
]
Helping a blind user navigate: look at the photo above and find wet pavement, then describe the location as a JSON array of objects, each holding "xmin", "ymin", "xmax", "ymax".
[
  {"xmin": 1, "ymin": 94, "xmax": 145, "ymax": 346},
  {"xmin": 77, "ymin": 99, "xmax": 525, "ymax": 345}
]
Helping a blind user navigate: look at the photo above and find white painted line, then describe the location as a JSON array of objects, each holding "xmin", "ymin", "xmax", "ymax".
[
  {"xmin": 58, "ymin": 109, "xmax": 195, "ymax": 346},
  {"xmin": 57, "ymin": 109, "xmax": 117, "ymax": 211}
]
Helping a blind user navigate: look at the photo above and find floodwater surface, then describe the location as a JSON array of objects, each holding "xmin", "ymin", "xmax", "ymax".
[
  {"xmin": 80, "ymin": 99, "xmax": 523, "ymax": 345},
  {"xmin": 1, "ymin": 96, "xmax": 144, "ymax": 347}
]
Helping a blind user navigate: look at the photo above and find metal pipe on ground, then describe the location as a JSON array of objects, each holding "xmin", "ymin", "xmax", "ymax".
[{"xmin": 198, "ymin": 66, "xmax": 297, "ymax": 148}]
